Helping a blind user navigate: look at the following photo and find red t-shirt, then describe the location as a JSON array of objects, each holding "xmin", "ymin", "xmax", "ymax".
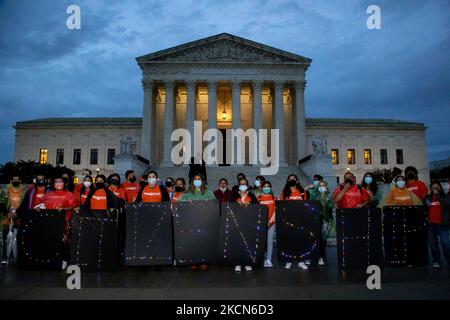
[
  {"xmin": 332, "ymin": 184, "xmax": 369, "ymax": 209},
  {"xmin": 407, "ymin": 180, "xmax": 428, "ymax": 200},
  {"xmin": 109, "ymin": 185, "xmax": 125, "ymax": 200},
  {"xmin": 172, "ymin": 192, "xmax": 183, "ymax": 203},
  {"xmin": 43, "ymin": 190, "xmax": 76, "ymax": 210},
  {"xmin": 77, "ymin": 188, "xmax": 91, "ymax": 206},
  {"xmin": 122, "ymin": 182, "xmax": 140, "ymax": 204},
  {"xmin": 280, "ymin": 189, "xmax": 304, "ymax": 201},
  {"xmin": 141, "ymin": 185, "xmax": 163, "ymax": 203},
  {"xmin": 428, "ymin": 196, "xmax": 442, "ymax": 224},
  {"xmin": 90, "ymin": 189, "xmax": 108, "ymax": 210},
  {"xmin": 32, "ymin": 187, "xmax": 47, "ymax": 208},
  {"xmin": 236, "ymin": 193, "xmax": 253, "ymax": 204}
]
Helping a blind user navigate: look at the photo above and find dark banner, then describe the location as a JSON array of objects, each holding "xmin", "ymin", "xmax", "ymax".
[
  {"xmin": 173, "ymin": 200, "xmax": 220, "ymax": 266},
  {"xmin": 275, "ymin": 201, "xmax": 321, "ymax": 263},
  {"xmin": 18, "ymin": 210, "xmax": 66, "ymax": 270},
  {"xmin": 70, "ymin": 210, "xmax": 119, "ymax": 272},
  {"xmin": 383, "ymin": 206, "xmax": 428, "ymax": 266},
  {"xmin": 336, "ymin": 208, "xmax": 383, "ymax": 269},
  {"xmin": 219, "ymin": 203, "xmax": 268, "ymax": 266},
  {"xmin": 124, "ymin": 203, "xmax": 173, "ymax": 266}
]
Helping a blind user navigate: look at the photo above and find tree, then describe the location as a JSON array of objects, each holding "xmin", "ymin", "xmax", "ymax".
[
  {"xmin": 0, "ymin": 161, "xmax": 75, "ymax": 184},
  {"xmin": 371, "ymin": 169, "xmax": 392, "ymax": 184}
]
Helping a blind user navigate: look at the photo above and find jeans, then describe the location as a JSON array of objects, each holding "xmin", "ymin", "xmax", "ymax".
[
  {"xmin": 428, "ymin": 224, "xmax": 450, "ymax": 265},
  {"xmin": 265, "ymin": 225, "xmax": 275, "ymax": 261}
]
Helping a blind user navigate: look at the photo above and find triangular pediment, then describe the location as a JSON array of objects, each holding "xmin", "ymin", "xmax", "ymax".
[{"xmin": 136, "ymin": 33, "xmax": 312, "ymax": 64}]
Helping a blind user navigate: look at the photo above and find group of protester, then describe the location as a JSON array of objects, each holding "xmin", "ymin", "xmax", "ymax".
[{"xmin": 1, "ymin": 166, "xmax": 449, "ymax": 271}]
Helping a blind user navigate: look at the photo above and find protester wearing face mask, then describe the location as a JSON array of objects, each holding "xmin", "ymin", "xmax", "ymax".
[
  {"xmin": 384, "ymin": 175, "xmax": 422, "ymax": 206},
  {"xmin": 332, "ymin": 172, "xmax": 369, "ymax": 209},
  {"xmin": 122, "ymin": 170, "xmax": 140, "ymax": 204},
  {"xmin": 75, "ymin": 175, "xmax": 93, "ymax": 209},
  {"xmin": 75, "ymin": 169, "xmax": 93, "ymax": 194},
  {"xmin": 405, "ymin": 166, "xmax": 428, "ymax": 202},
  {"xmin": 165, "ymin": 177, "xmax": 175, "ymax": 198},
  {"xmin": 257, "ymin": 181, "xmax": 276, "ymax": 268},
  {"xmin": 136, "ymin": 171, "xmax": 170, "ymax": 203},
  {"xmin": 231, "ymin": 173, "xmax": 247, "ymax": 194},
  {"xmin": 180, "ymin": 174, "xmax": 216, "ymax": 201},
  {"xmin": 108, "ymin": 173, "xmax": 126, "ymax": 201},
  {"xmin": 305, "ymin": 174, "xmax": 324, "ymax": 200},
  {"xmin": 214, "ymin": 178, "xmax": 232, "ymax": 203},
  {"xmin": 20, "ymin": 174, "xmax": 50, "ymax": 211},
  {"xmin": 424, "ymin": 181, "xmax": 450, "ymax": 268},
  {"xmin": 250, "ymin": 176, "xmax": 266, "ymax": 197},
  {"xmin": 82, "ymin": 175, "xmax": 118, "ymax": 211},
  {"xmin": 42, "ymin": 177, "xmax": 77, "ymax": 270},
  {"xmin": 310, "ymin": 180, "xmax": 334, "ymax": 266},
  {"xmin": 172, "ymin": 178, "xmax": 186, "ymax": 203},
  {"xmin": 361, "ymin": 173, "xmax": 383, "ymax": 208}
]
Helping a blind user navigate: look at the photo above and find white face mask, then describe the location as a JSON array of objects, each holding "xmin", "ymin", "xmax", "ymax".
[
  {"xmin": 239, "ymin": 185, "xmax": 248, "ymax": 192},
  {"xmin": 220, "ymin": 187, "xmax": 227, "ymax": 192},
  {"xmin": 83, "ymin": 181, "xmax": 92, "ymax": 188},
  {"xmin": 148, "ymin": 177, "xmax": 157, "ymax": 186}
]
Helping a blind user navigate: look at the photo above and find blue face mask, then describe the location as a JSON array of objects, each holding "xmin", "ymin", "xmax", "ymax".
[
  {"xmin": 313, "ymin": 180, "xmax": 320, "ymax": 187},
  {"xmin": 364, "ymin": 176, "xmax": 373, "ymax": 185},
  {"xmin": 255, "ymin": 180, "xmax": 261, "ymax": 188},
  {"xmin": 262, "ymin": 187, "xmax": 271, "ymax": 194},
  {"xmin": 239, "ymin": 185, "xmax": 248, "ymax": 192},
  {"xmin": 396, "ymin": 180, "xmax": 406, "ymax": 189},
  {"xmin": 193, "ymin": 179, "xmax": 202, "ymax": 188},
  {"xmin": 318, "ymin": 186, "xmax": 326, "ymax": 193}
]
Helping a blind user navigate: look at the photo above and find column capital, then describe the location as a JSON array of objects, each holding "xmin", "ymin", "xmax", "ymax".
[
  {"xmin": 142, "ymin": 80, "xmax": 154, "ymax": 91},
  {"xmin": 186, "ymin": 80, "xmax": 197, "ymax": 91},
  {"xmin": 206, "ymin": 80, "xmax": 217, "ymax": 90},
  {"xmin": 231, "ymin": 80, "xmax": 241, "ymax": 90},
  {"xmin": 164, "ymin": 80, "xmax": 175, "ymax": 91},
  {"xmin": 273, "ymin": 80, "xmax": 284, "ymax": 91},
  {"xmin": 294, "ymin": 80, "xmax": 306, "ymax": 92},
  {"xmin": 252, "ymin": 80, "xmax": 263, "ymax": 91}
]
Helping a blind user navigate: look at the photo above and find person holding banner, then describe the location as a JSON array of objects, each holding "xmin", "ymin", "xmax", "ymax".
[
  {"xmin": 82, "ymin": 175, "xmax": 118, "ymax": 211},
  {"xmin": 384, "ymin": 175, "xmax": 422, "ymax": 206},
  {"xmin": 258, "ymin": 181, "xmax": 276, "ymax": 268},
  {"xmin": 75, "ymin": 175, "xmax": 93, "ymax": 210},
  {"xmin": 311, "ymin": 180, "xmax": 334, "ymax": 266},
  {"xmin": 405, "ymin": 166, "xmax": 428, "ymax": 202},
  {"xmin": 41, "ymin": 177, "xmax": 77, "ymax": 270},
  {"xmin": 424, "ymin": 181, "xmax": 450, "ymax": 268},
  {"xmin": 280, "ymin": 174, "xmax": 309, "ymax": 270},
  {"xmin": 214, "ymin": 178, "xmax": 232, "ymax": 204},
  {"xmin": 332, "ymin": 172, "xmax": 369, "ymax": 209},
  {"xmin": 231, "ymin": 173, "xmax": 247, "ymax": 194},
  {"xmin": 75, "ymin": 169, "xmax": 93, "ymax": 194},
  {"xmin": 20, "ymin": 174, "xmax": 51, "ymax": 211},
  {"xmin": 179, "ymin": 174, "xmax": 216, "ymax": 201},
  {"xmin": 122, "ymin": 170, "xmax": 140, "ymax": 204},
  {"xmin": 361, "ymin": 173, "xmax": 383, "ymax": 208},
  {"xmin": 231, "ymin": 177, "xmax": 258, "ymax": 272},
  {"xmin": 171, "ymin": 178, "xmax": 186, "ymax": 203},
  {"xmin": 136, "ymin": 171, "xmax": 170, "ymax": 203}
]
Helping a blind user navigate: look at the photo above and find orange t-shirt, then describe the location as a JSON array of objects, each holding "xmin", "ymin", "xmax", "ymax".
[
  {"xmin": 32, "ymin": 188, "xmax": 47, "ymax": 208},
  {"xmin": 236, "ymin": 193, "xmax": 253, "ymax": 204},
  {"xmin": 122, "ymin": 182, "xmax": 140, "ymax": 204},
  {"xmin": 280, "ymin": 189, "xmax": 304, "ymax": 201},
  {"xmin": 8, "ymin": 188, "xmax": 24, "ymax": 210},
  {"xmin": 90, "ymin": 189, "xmax": 108, "ymax": 210},
  {"xmin": 385, "ymin": 188, "xmax": 419, "ymax": 206},
  {"xmin": 78, "ymin": 188, "xmax": 91, "ymax": 206},
  {"xmin": 258, "ymin": 194, "xmax": 277, "ymax": 223},
  {"xmin": 172, "ymin": 192, "xmax": 183, "ymax": 203},
  {"xmin": 109, "ymin": 185, "xmax": 125, "ymax": 200},
  {"xmin": 141, "ymin": 185, "xmax": 163, "ymax": 203}
]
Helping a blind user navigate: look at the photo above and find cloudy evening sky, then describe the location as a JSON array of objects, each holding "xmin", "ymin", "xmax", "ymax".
[{"xmin": 0, "ymin": 0, "xmax": 448, "ymax": 165}]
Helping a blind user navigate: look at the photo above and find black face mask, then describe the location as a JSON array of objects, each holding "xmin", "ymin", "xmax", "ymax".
[
  {"xmin": 36, "ymin": 179, "xmax": 45, "ymax": 186},
  {"xmin": 175, "ymin": 186, "xmax": 184, "ymax": 192},
  {"xmin": 110, "ymin": 179, "xmax": 120, "ymax": 186},
  {"xmin": 166, "ymin": 181, "xmax": 173, "ymax": 188},
  {"xmin": 12, "ymin": 181, "xmax": 20, "ymax": 187},
  {"xmin": 344, "ymin": 178, "xmax": 354, "ymax": 185},
  {"xmin": 406, "ymin": 173, "xmax": 416, "ymax": 180},
  {"xmin": 96, "ymin": 182, "xmax": 105, "ymax": 189},
  {"xmin": 129, "ymin": 176, "xmax": 137, "ymax": 183},
  {"xmin": 288, "ymin": 180, "xmax": 297, "ymax": 187}
]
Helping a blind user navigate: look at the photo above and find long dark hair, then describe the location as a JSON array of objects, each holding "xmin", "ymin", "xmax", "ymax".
[
  {"xmin": 262, "ymin": 180, "xmax": 275, "ymax": 201},
  {"xmin": 429, "ymin": 180, "xmax": 445, "ymax": 198},
  {"xmin": 187, "ymin": 173, "xmax": 207, "ymax": 194},
  {"xmin": 282, "ymin": 174, "xmax": 304, "ymax": 200},
  {"xmin": 361, "ymin": 172, "xmax": 378, "ymax": 195},
  {"xmin": 80, "ymin": 175, "xmax": 93, "ymax": 195}
]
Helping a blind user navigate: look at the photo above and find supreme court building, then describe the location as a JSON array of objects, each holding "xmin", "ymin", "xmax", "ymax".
[{"xmin": 13, "ymin": 33, "xmax": 429, "ymax": 188}]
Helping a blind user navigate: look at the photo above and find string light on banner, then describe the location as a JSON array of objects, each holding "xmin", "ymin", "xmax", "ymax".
[{"xmin": 279, "ymin": 203, "xmax": 319, "ymax": 261}]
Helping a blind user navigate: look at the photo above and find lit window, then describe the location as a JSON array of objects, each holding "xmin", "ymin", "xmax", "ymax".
[
  {"xmin": 331, "ymin": 149, "xmax": 339, "ymax": 165},
  {"xmin": 347, "ymin": 149, "xmax": 355, "ymax": 165},
  {"xmin": 39, "ymin": 149, "xmax": 48, "ymax": 164},
  {"xmin": 364, "ymin": 149, "xmax": 372, "ymax": 165}
]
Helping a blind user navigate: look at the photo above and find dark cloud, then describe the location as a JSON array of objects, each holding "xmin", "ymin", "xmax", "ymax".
[{"xmin": 0, "ymin": 0, "xmax": 448, "ymax": 164}]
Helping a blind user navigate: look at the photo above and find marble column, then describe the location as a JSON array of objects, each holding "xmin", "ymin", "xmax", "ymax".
[
  {"xmin": 185, "ymin": 80, "xmax": 197, "ymax": 162},
  {"xmin": 207, "ymin": 80, "xmax": 217, "ymax": 130},
  {"xmin": 140, "ymin": 80, "xmax": 153, "ymax": 163},
  {"xmin": 274, "ymin": 80, "xmax": 287, "ymax": 166},
  {"xmin": 161, "ymin": 80, "xmax": 175, "ymax": 166},
  {"xmin": 231, "ymin": 80, "xmax": 241, "ymax": 129},
  {"xmin": 294, "ymin": 80, "xmax": 307, "ymax": 161},
  {"xmin": 252, "ymin": 80, "xmax": 263, "ymax": 131}
]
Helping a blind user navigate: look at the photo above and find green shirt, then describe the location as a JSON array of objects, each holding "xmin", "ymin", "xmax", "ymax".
[{"xmin": 179, "ymin": 188, "xmax": 216, "ymax": 201}]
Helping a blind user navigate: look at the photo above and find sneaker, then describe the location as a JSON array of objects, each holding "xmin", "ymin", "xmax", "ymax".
[
  {"xmin": 318, "ymin": 258, "xmax": 325, "ymax": 266},
  {"xmin": 61, "ymin": 260, "xmax": 68, "ymax": 271},
  {"xmin": 264, "ymin": 260, "xmax": 273, "ymax": 268},
  {"xmin": 305, "ymin": 259, "xmax": 311, "ymax": 265},
  {"xmin": 200, "ymin": 264, "xmax": 208, "ymax": 271},
  {"xmin": 244, "ymin": 266, "xmax": 252, "ymax": 272},
  {"xmin": 285, "ymin": 262, "xmax": 292, "ymax": 270},
  {"xmin": 298, "ymin": 262, "xmax": 309, "ymax": 270},
  {"xmin": 432, "ymin": 263, "xmax": 441, "ymax": 268},
  {"xmin": 235, "ymin": 265, "xmax": 241, "ymax": 272}
]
